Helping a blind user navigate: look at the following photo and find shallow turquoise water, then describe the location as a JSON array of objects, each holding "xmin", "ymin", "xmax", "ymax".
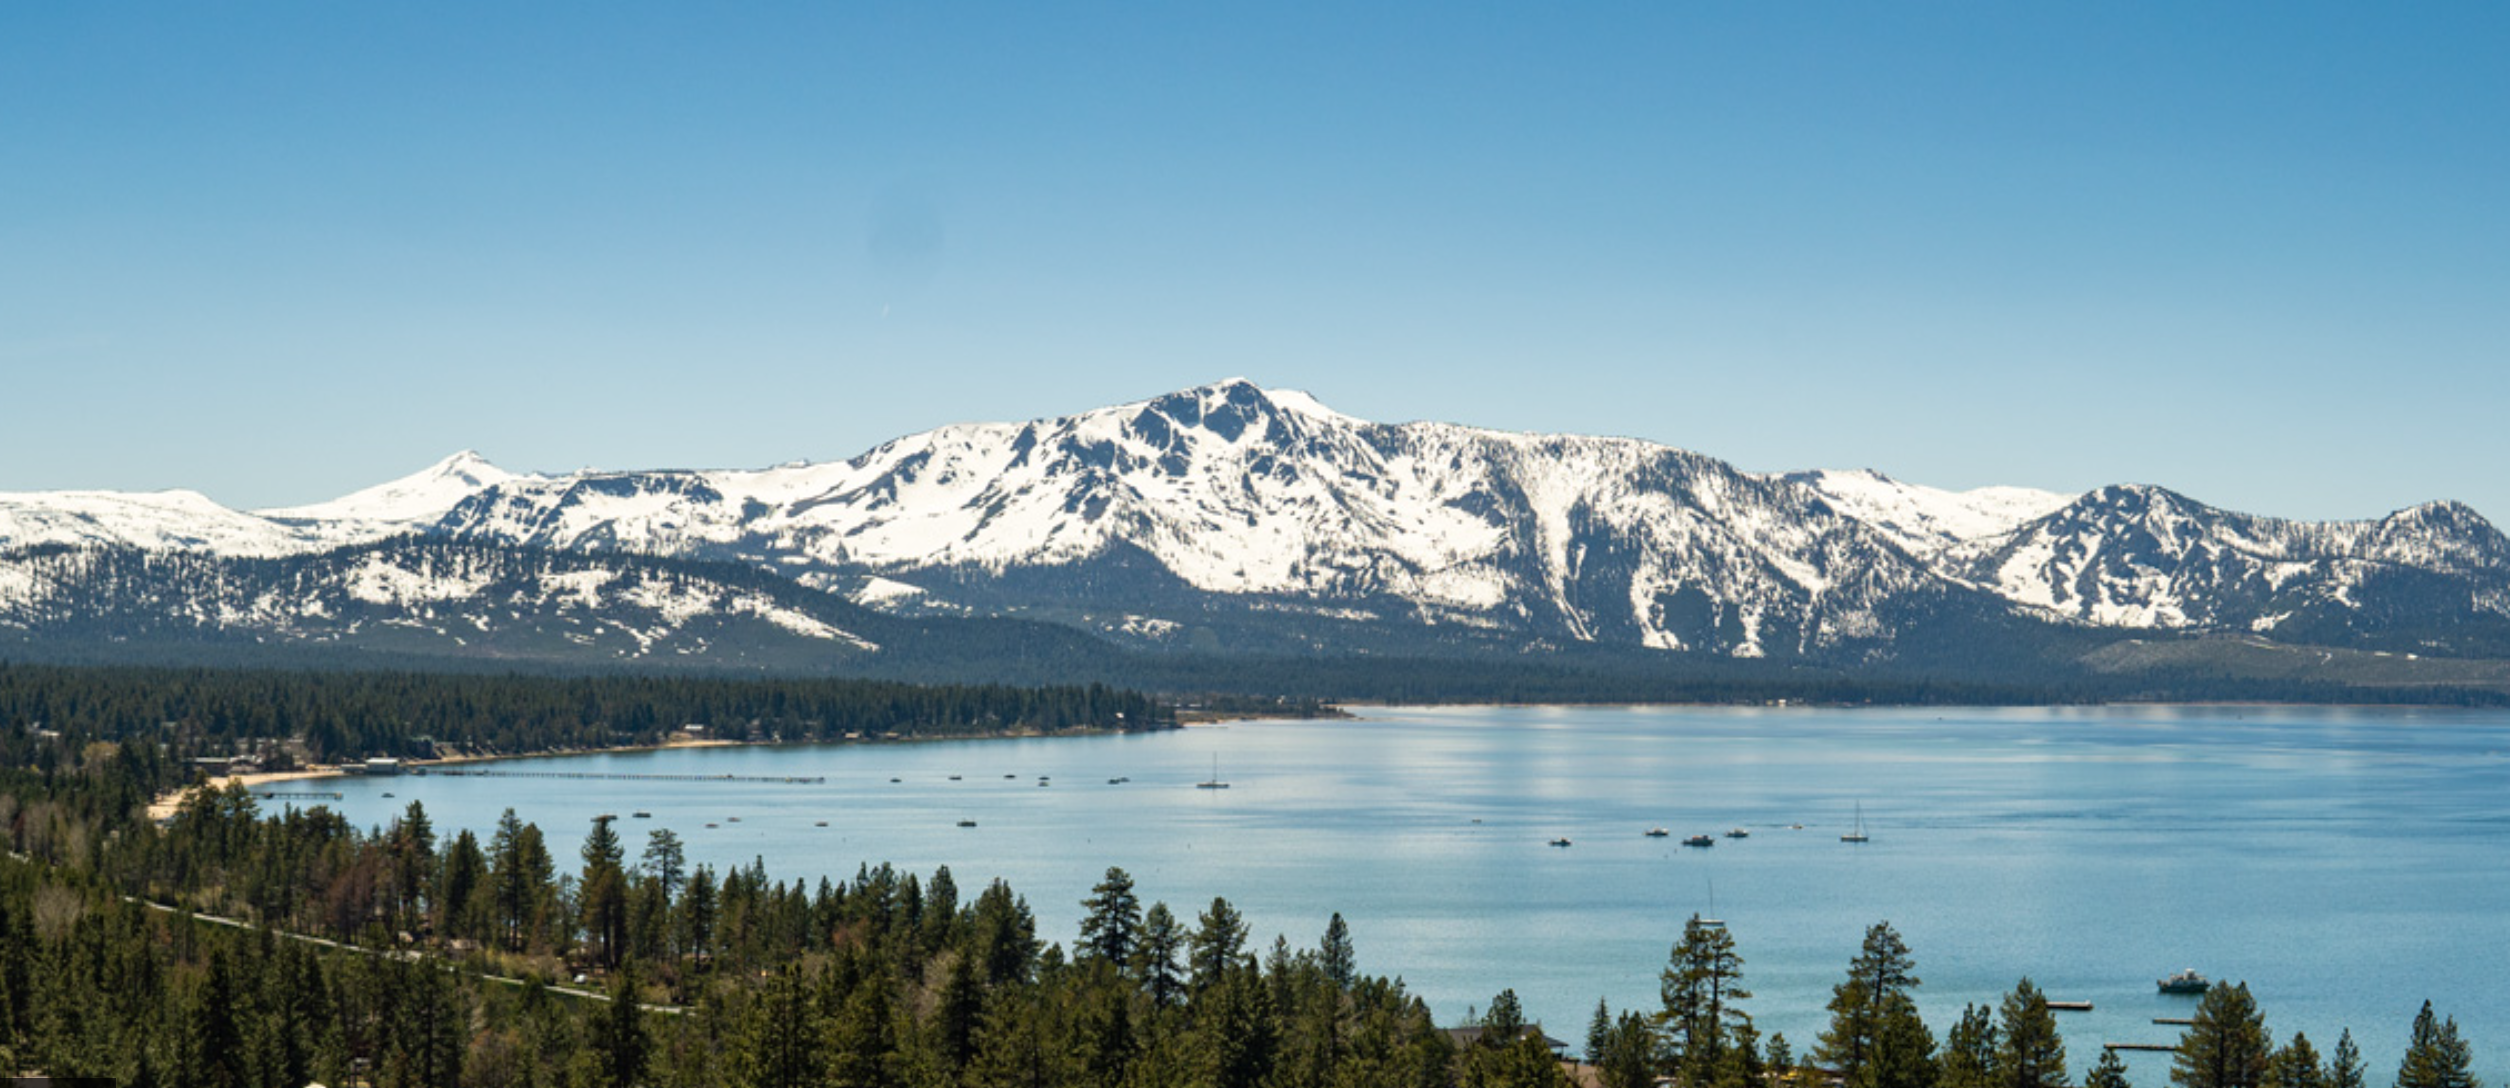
[{"xmin": 307, "ymin": 704, "xmax": 2510, "ymax": 1083}]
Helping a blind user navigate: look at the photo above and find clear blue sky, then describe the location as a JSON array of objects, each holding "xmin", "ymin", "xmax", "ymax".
[{"xmin": 5, "ymin": 4, "xmax": 2505, "ymax": 523}]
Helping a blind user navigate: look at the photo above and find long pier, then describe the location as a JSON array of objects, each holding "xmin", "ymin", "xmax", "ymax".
[
  {"xmin": 2047, "ymin": 1001, "xmax": 2094, "ymax": 1012},
  {"xmin": 257, "ymin": 791, "xmax": 346, "ymax": 800},
  {"xmin": 428, "ymin": 769, "xmax": 826, "ymax": 784},
  {"xmin": 2105, "ymin": 1044, "xmax": 2180, "ymax": 1053},
  {"xmin": 2154, "ymin": 1018, "xmax": 2195, "ymax": 1026}
]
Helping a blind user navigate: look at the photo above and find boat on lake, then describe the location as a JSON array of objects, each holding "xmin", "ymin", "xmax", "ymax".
[
  {"xmin": 957, "ymin": 819, "xmax": 978, "ymax": 828},
  {"xmin": 631, "ymin": 811, "xmax": 651, "ymax": 818},
  {"xmin": 1726, "ymin": 827, "xmax": 1750, "ymax": 839},
  {"xmin": 1645, "ymin": 827, "xmax": 1671, "ymax": 838},
  {"xmin": 1842, "ymin": 802, "xmax": 1869, "ymax": 843},
  {"xmin": 1548, "ymin": 837, "xmax": 1572, "ymax": 847},
  {"xmin": 2158, "ymin": 969, "xmax": 2210, "ymax": 995},
  {"xmin": 1197, "ymin": 755, "xmax": 1229, "ymax": 789},
  {"xmin": 1683, "ymin": 834, "xmax": 1715, "ymax": 847}
]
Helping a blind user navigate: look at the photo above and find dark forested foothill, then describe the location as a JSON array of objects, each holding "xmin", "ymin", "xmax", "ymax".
[{"xmin": 0, "ymin": 661, "xmax": 1167, "ymax": 773}]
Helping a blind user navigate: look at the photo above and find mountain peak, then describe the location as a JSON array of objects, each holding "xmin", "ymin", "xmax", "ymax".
[{"xmin": 258, "ymin": 450, "xmax": 526, "ymax": 524}]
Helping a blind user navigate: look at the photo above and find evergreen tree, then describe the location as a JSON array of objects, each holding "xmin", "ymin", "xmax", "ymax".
[
  {"xmin": 1322, "ymin": 912, "xmax": 1357, "ymax": 990},
  {"xmin": 579, "ymin": 816, "xmax": 630, "ymax": 969},
  {"xmin": 1819, "ymin": 922, "xmax": 1923, "ymax": 1085},
  {"xmin": 641, "ymin": 828, "xmax": 685, "ymax": 901},
  {"xmin": 2088, "ymin": 1048, "xmax": 2134, "ymax": 1088},
  {"xmin": 181, "ymin": 947, "xmax": 246, "ymax": 1088},
  {"xmin": 1597, "ymin": 1011, "xmax": 1660, "ymax": 1088},
  {"xmin": 2394, "ymin": 1002, "xmax": 2478, "ymax": 1088},
  {"xmin": 388, "ymin": 800, "xmax": 436, "ymax": 932},
  {"xmin": 2267, "ymin": 1033, "xmax": 2326, "ymax": 1088},
  {"xmin": 1944, "ymin": 1004, "xmax": 2001, "ymax": 1088},
  {"xmin": 1994, "ymin": 978, "xmax": 2067, "ymax": 1088},
  {"xmin": 1660, "ymin": 915, "xmax": 1750, "ymax": 1087},
  {"xmin": 591, "ymin": 964, "xmax": 647, "ymax": 1088},
  {"xmin": 1588, "ymin": 997, "xmax": 1613, "ymax": 1066},
  {"xmin": 1077, "ymin": 866, "xmax": 1143, "ymax": 968},
  {"xmin": 2330, "ymin": 1031, "xmax": 2366, "ymax": 1088},
  {"xmin": 1865, "ymin": 992, "xmax": 1939, "ymax": 1088},
  {"xmin": 1136, "ymin": 900, "xmax": 1187, "ymax": 1010},
  {"xmin": 1189, "ymin": 896, "xmax": 1249, "ymax": 991},
  {"xmin": 737, "ymin": 963, "xmax": 820, "ymax": 1088},
  {"xmin": 435, "ymin": 828, "xmax": 488, "ymax": 940},
  {"xmin": 2173, "ymin": 982, "xmax": 2270, "ymax": 1088}
]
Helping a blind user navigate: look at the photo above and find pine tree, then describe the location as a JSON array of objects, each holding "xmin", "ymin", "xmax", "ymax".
[
  {"xmin": 1322, "ymin": 912, "xmax": 1357, "ymax": 990},
  {"xmin": 1077, "ymin": 866, "xmax": 1143, "ymax": 967},
  {"xmin": 182, "ymin": 947, "xmax": 246, "ymax": 1088},
  {"xmin": 1943, "ymin": 1004, "xmax": 2001, "ymax": 1088},
  {"xmin": 1598, "ymin": 1011, "xmax": 1660, "ymax": 1088},
  {"xmin": 592, "ymin": 964, "xmax": 647, "ymax": 1088},
  {"xmin": 1188, "ymin": 896, "xmax": 1249, "ymax": 991},
  {"xmin": 2330, "ymin": 1031, "xmax": 2366, "ymax": 1088},
  {"xmin": 2394, "ymin": 1002, "xmax": 2478, "ymax": 1088},
  {"xmin": 2088, "ymin": 1048, "xmax": 2134, "ymax": 1088},
  {"xmin": 1994, "ymin": 978, "xmax": 2067, "ymax": 1088},
  {"xmin": 579, "ymin": 816, "xmax": 630, "ymax": 969},
  {"xmin": 738, "ymin": 963, "xmax": 821, "ymax": 1088},
  {"xmin": 2172, "ymin": 982, "xmax": 2270, "ymax": 1088},
  {"xmin": 1820, "ymin": 922, "xmax": 1923, "ymax": 1085},
  {"xmin": 1865, "ymin": 992, "xmax": 1938, "ymax": 1088},
  {"xmin": 1589, "ymin": 997, "xmax": 1614, "ymax": 1066},
  {"xmin": 1135, "ymin": 901, "xmax": 1186, "ymax": 1010},
  {"xmin": 2267, "ymin": 1033, "xmax": 2326, "ymax": 1088},
  {"xmin": 1661, "ymin": 915, "xmax": 1750, "ymax": 1087},
  {"xmin": 641, "ymin": 828, "xmax": 686, "ymax": 901}
]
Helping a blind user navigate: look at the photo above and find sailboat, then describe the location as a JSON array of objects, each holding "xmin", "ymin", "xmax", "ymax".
[
  {"xmin": 1699, "ymin": 878, "xmax": 1725, "ymax": 928},
  {"xmin": 1841, "ymin": 801, "xmax": 1869, "ymax": 843},
  {"xmin": 1196, "ymin": 754, "xmax": 1230, "ymax": 789}
]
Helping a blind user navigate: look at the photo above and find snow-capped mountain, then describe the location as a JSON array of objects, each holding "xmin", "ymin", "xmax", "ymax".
[
  {"xmin": 259, "ymin": 450, "xmax": 534, "ymax": 525},
  {"xmin": 1945, "ymin": 485, "xmax": 2510, "ymax": 651},
  {"xmin": 0, "ymin": 487, "xmax": 336, "ymax": 557},
  {"xmin": 3, "ymin": 379, "xmax": 2506, "ymax": 670},
  {"xmin": 1783, "ymin": 469, "xmax": 2075, "ymax": 558},
  {"xmin": 420, "ymin": 380, "xmax": 1973, "ymax": 657}
]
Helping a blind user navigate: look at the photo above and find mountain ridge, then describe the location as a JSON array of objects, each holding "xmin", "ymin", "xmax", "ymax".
[{"xmin": 7, "ymin": 379, "xmax": 2508, "ymax": 677}]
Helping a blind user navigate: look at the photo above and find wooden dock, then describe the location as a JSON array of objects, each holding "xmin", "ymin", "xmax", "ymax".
[
  {"xmin": 2154, "ymin": 1018, "xmax": 2195, "ymax": 1026},
  {"xmin": 428, "ymin": 769, "xmax": 826, "ymax": 784},
  {"xmin": 2105, "ymin": 1043, "xmax": 2179, "ymax": 1053},
  {"xmin": 2047, "ymin": 1001, "xmax": 2094, "ymax": 1012},
  {"xmin": 256, "ymin": 791, "xmax": 346, "ymax": 800}
]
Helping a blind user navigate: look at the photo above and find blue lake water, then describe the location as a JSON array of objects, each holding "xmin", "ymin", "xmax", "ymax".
[{"xmin": 304, "ymin": 704, "xmax": 2509, "ymax": 1083}]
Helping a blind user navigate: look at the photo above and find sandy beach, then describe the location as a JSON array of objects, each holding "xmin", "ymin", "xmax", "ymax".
[{"xmin": 143, "ymin": 733, "xmax": 746, "ymax": 822}]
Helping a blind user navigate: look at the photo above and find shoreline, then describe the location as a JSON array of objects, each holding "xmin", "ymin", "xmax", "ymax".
[{"xmin": 145, "ymin": 734, "xmax": 745, "ymax": 822}]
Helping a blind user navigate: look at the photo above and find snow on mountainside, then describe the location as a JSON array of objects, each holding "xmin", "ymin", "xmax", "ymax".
[
  {"xmin": 0, "ymin": 488, "xmax": 329, "ymax": 557},
  {"xmin": 260, "ymin": 450, "xmax": 533, "ymax": 524},
  {"xmin": 1950, "ymin": 484, "xmax": 2510, "ymax": 638},
  {"xmin": 428, "ymin": 379, "xmax": 1963, "ymax": 656},
  {"xmin": 3, "ymin": 379, "xmax": 2506, "ymax": 662},
  {"xmin": 1783, "ymin": 469, "xmax": 2074, "ymax": 556},
  {"xmin": 0, "ymin": 541, "xmax": 879, "ymax": 661}
]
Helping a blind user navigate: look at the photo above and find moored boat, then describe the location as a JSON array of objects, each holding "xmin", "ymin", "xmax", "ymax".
[
  {"xmin": 2158, "ymin": 969, "xmax": 2210, "ymax": 995},
  {"xmin": 1683, "ymin": 834, "xmax": 1715, "ymax": 847}
]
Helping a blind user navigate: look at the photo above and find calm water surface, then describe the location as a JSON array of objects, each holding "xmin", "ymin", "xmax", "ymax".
[{"xmin": 309, "ymin": 705, "xmax": 2509, "ymax": 1082}]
